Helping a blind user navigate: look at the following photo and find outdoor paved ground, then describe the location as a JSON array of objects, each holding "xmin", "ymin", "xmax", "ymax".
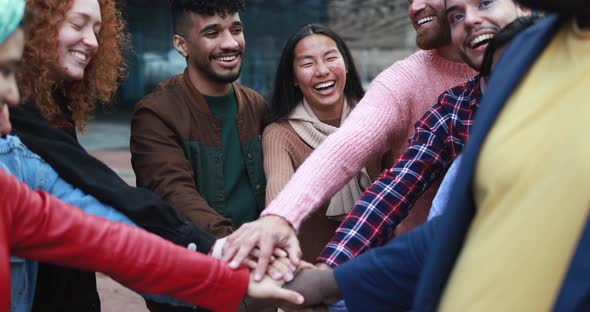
[{"xmin": 79, "ymin": 112, "xmax": 149, "ymax": 312}]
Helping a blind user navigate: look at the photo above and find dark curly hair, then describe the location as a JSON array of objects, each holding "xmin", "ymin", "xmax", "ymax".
[
  {"xmin": 17, "ymin": 0, "xmax": 129, "ymax": 131},
  {"xmin": 170, "ymin": 0, "xmax": 245, "ymax": 36}
]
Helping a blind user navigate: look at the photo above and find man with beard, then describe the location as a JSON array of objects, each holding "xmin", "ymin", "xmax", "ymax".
[
  {"xmin": 224, "ymin": 0, "xmax": 477, "ymax": 280},
  {"xmin": 414, "ymin": 0, "xmax": 590, "ymax": 310},
  {"xmin": 317, "ymin": 0, "xmax": 531, "ymax": 269},
  {"xmin": 130, "ymin": 0, "xmax": 267, "ymax": 310},
  {"xmin": 286, "ymin": 0, "xmax": 590, "ymax": 311}
]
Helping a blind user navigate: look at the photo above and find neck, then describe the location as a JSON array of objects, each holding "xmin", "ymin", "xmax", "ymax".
[
  {"xmin": 435, "ymin": 44, "xmax": 463, "ymax": 63},
  {"xmin": 307, "ymin": 98, "xmax": 344, "ymax": 123},
  {"xmin": 187, "ymin": 66, "xmax": 231, "ymax": 96}
]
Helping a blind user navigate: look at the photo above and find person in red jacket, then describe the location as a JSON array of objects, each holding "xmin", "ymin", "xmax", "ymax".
[{"xmin": 0, "ymin": 2, "xmax": 304, "ymax": 311}]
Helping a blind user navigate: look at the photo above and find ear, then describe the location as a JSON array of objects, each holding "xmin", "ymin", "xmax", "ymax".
[{"xmin": 173, "ymin": 34, "xmax": 189, "ymax": 58}]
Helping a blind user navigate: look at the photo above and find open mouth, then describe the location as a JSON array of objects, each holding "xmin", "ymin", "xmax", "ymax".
[
  {"xmin": 70, "ymin": 51, "xmax": 88, "ymax": 62},
  {"xmin": 469, "ymin": 33, "xmax": 495, "ymax": 49},
  {"xmin": 213, "ymin": 54, "xmax": 239, "ymax": 62},
  {"xmin": 417, "ymin": 16, "xmax": 435, "ymax": 27},
  {"xmin": 313, "ymin": 80, "xmax": 336, "ymax": 92}
]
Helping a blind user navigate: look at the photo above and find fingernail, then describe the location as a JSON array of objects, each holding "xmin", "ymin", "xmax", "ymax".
[
  {"xmin": 272, "ymin": 272, "xmax": 282, "ymax": 279},
  {"xmin": 229, "ymin": 261, "xmax": 239, "ymax": 269},
  {"xmin": 255, "ymin": 273, "xmax": 262, "ymax": 281},
  {"xmin": 285, "ymin": 273, "xmax": 294, "ymax": 281},
  {"xmin": 297, "ymin": 295, "xmax": 304, "ymax": 304}
]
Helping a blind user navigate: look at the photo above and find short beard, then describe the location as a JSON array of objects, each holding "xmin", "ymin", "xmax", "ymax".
[
  {"xmin": 204, "ymin": 67, "xmax": 241, "ymax": 84},
  {"xmin": 192, "ymin": 57, "xmax": 242, "ymax": 84},
  {"xmin": 415, "ymin": 18, "xmax": 452, "ymax": 50}
]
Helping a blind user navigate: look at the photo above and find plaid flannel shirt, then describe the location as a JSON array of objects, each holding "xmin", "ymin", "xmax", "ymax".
[{"xmin": 318, "ymin": 75, "xmax": 482, "ymax": 267}]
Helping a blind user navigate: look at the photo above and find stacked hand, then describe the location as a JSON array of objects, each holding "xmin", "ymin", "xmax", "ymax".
[{"xmin": 222, "ymin": 215, "xmax": 301, "ymax": 281}]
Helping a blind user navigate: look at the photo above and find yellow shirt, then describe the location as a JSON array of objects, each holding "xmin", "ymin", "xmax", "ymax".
[{"xmin": 440, "ymin": 20, "xmax": 590, "ymax": 311}]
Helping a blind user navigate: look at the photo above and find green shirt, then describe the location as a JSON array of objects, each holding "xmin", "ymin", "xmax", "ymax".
[{"xmin": 203, "ymin": 86, "xmax": 258, "ymax": 227}]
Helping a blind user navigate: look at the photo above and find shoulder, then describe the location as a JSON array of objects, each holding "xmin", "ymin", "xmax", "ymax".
[
  {"xmin": 134, "ymin": 75, "xmax": 184, "ymax": 112},
  {"xmin": 235, "ymin": 83, "xmax": 267, "ymax": 109},
  {"xmin": 436, "ymin": 75, "xmax": 481, "ymax": 104},
  {"xmin": 263, "ymin": 121, "xmax": 295, "ymax": 140}
]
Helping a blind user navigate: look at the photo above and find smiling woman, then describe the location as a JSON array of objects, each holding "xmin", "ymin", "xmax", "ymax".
[
  {"xmin": 9, "ymin": 0, "xmax": 130, "ymax": 310},
  {"xmin": 263, "ymin": 24, "xmax": 390, "ymax": 262},
  {"xmin": 18, "ymin": 0, "xmax": 127, "ymax": 130}
]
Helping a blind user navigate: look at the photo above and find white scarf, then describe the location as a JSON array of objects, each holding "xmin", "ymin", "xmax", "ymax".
[{"xmin": 287, "ymin": 98, "xmax": 371, "ymax": 220}]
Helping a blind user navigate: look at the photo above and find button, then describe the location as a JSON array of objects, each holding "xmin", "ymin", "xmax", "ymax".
[
  {"xmin": 247, "ymin": 153, "xmax": 253, "ymax": 160},
  {"xmin": 256, "ymin": 184, "xmax": 262, "ymax": 191},
  {"xmin": 187, "ymin": 243, "xmax": 197, "ymax": 251}
]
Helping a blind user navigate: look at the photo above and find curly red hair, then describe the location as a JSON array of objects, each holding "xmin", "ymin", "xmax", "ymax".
[{"xmin": 17, "ymin": 0, "xmax": 128, "ymax": 130}]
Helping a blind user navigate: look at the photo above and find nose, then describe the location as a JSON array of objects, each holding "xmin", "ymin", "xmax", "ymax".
[
  {"xmin": 219, "ymin": 30, "xmax": 240, "ymax": 51},
  {"xmin": 463, "ymin": 8, "xmax": 483, "ymax": 28},
  {"xmin": 82, "ymin": 29, "xmax": 99, "ymax": 51},
  {"xmin": 408, "ymin": 0, "xmax": 426, "ymax": 18},
  {"xmin": 2, "ymin": 75, "xmax": 20, "ymax": 107},
  {"xmin": 315, "ymin": 61, "xmax": 329, "ymax": 77}
]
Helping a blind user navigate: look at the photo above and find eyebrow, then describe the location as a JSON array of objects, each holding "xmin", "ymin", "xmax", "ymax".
[
  {"xmin": 68, "ymin": 12, "xmax": 102, "ymax": 28},
  {"xmin": 295, "ymin": 48, "xmax": 339, "ymax": 61},
  {"xmin": 200, "ymin": 21, "xmax": 243, "ymax": 34},
  {"xmin": 446, "ymin": 5, "xmax": 459, "ymax": 15}
]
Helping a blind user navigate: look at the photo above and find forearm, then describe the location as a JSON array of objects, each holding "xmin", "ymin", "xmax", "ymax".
[
  {"xmin": 10, "ymin": 178, "xmax": 248, "ymax": 311},
  {"xmin": 263, "ymin": 84, "xmax": 405, "ymax": 229},
  {"xmin": 318, "ymin": 122, "xmax": 452, "ymax": 266}
]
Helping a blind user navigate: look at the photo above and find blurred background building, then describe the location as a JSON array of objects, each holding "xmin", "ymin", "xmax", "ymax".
[{"xmin": 116, "ymin": 0, "xmax": 416, "ymax": 108}]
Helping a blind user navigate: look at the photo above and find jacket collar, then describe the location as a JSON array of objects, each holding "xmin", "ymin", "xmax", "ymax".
[{"xmin": 180, "ymin": 68, "xmax": 245, "ymax": 115}]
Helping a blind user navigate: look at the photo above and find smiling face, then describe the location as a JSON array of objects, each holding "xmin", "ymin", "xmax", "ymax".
[
  {"xmin": 0, "ymin": 28, "xmax": 25, "ymax": 135},
  {"xmin": 55, "ymin": 0, "xmax": 102, "ymax": 81},
  {"xmin": 176, "ymin": 11, "xmax": 244, "ymax": 89},
  {"xmin": 409, "ymin": 0, "xmax": 452, "ymax": 50},
  {"xmin": 293, "ymin": 34, "xmax": 347, "ymax": 121},
  {"xmin": 446, "ymin": 0, "xmax": 526, "ymax": 70}
]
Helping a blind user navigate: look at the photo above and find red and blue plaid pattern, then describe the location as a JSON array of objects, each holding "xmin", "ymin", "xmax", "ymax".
[{"xmin": 318, "ymin": 75, "xmax": 482, "ymax": 267}]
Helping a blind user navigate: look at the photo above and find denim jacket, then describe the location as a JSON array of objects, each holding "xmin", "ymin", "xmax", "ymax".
[{"xmin": 0, "ymin": 135, "xmax": 136, "ymax": 312}]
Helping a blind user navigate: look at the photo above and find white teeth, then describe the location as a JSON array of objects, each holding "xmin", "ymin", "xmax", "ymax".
[
  {"xmin": 314, "ymin": 81, "xmax": 335, "ymax": 90},
  {"xmin": 216, "ymin": 55, "xmax": 237, "ymax": 62},
  {"xmin": 470, "ymin": 33, "xmax": 495, "ymax": 48},
  {"xmin": 71, "ymin": 51, "xmax": 87, "ymax": 61},
  {"xmin": 417, "ymin": 16, "xmax": 435, "ymax": 26}
]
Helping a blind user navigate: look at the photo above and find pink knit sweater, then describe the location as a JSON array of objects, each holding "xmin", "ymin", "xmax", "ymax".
[{"xmin": 262, "ymin": 49, "xmax": 476, "ymax": 229}]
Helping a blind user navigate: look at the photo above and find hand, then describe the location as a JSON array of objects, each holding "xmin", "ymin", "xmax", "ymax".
[
  {"xmin": 282, "ymin": 268, "xmax": 340, "ymax": 309},
  {"xmin": 247, "ymin": 270, "xmax": 304, "ymax": 305},
  {"xmin": 214, "ymin": 237, "xmax": 296, "ymax": 282},
  {"xmin": 223, "ymin": 215, "xmax": 301, "ymax": 281}
]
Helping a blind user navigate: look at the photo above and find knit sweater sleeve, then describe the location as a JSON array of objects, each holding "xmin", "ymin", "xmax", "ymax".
[
  {"xmin": 262, "ymin": 77, "xmax": 409, "ymax": 229},
  {"xmin": 262, "ymin": 123, "xmax": 297, "ymax": 206}
]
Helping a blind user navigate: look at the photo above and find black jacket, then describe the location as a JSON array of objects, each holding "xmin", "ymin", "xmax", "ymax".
[{"xmin": 10, "ymin": 102, "xmax": 216, "ymax": 311}]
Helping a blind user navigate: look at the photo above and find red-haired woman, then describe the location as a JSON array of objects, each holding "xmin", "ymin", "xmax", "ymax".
[{"xmin": 9, "ymin": 0, "xmax": 221, "ymax": 310}]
